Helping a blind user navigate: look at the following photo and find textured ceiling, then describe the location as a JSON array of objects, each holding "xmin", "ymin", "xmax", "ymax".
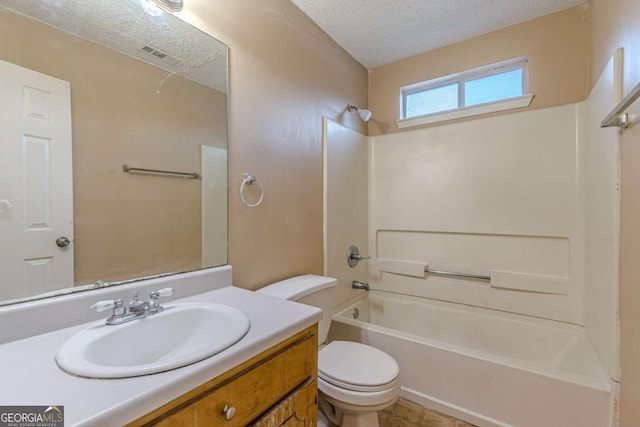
[
  {"xmin": 0, "ymin": 0, "xmax": 227, "ymax": 92},
  {"xmin": 290, "ymin": 0, "xmax": 587, "ymax": 69}
]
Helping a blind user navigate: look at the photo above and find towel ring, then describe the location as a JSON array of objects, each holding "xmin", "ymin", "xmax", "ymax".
[{"xmin": 240, "ymin": 173, "xmax": 264, "ymax": 208}]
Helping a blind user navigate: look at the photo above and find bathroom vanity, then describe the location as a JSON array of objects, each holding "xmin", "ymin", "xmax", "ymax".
[
  {"xmin": 129, "ymin": 325, "xmax": 318, "ymax": 426},
  {"xmin": 0, "ymin": 267, "xmax": 322, "ymax": 426}
]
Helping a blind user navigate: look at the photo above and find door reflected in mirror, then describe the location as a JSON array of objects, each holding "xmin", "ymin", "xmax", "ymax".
[{"xmin": 0, "ymin": 0, "xmax": 228, "ymax": 305}]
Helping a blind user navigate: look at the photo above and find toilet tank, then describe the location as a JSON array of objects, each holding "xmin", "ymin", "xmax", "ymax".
[{"xmin": 256, "ymin": 274, "xmax": 337, "ymax": 344}]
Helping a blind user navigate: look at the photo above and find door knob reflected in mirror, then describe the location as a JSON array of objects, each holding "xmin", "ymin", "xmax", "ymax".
[{"xmin": 56, "ymin": 237, "xmax": 71, "ymax": 248}]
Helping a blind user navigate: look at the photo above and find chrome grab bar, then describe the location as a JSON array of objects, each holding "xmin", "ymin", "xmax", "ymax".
[{"xmin": 425, "ymin": 268, "xmax": 490, "ymax": 281}]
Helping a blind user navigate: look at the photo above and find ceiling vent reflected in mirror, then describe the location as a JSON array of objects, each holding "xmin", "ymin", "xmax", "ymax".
[
  {"xmin": 148, "ymin": 0, "xmax": 183, "ymax": 13},
  {"xmin": 140, "ymin": 45, "xmax": 180, "ymax": 65}
]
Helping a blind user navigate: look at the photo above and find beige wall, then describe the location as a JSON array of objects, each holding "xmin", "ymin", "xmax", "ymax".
[
  {"xmin": 179, "ymin": 0, "xmax": 368, "ymax": 289},
  {"xmin": 0, "ymin": 11, "xmax": 227, "ymax": 284},
  {"xmin": 368, "ymin": 6, "xmax": 590, "ymax": 136},
  {"xmin": 589, "ymin": 0, "xmax": 640, "ymax": 425}
]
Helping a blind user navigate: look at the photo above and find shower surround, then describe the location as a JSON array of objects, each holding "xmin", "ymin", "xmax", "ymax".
[{"xmin": 323, "ymin": 55, "xmax": 621, "ymax": 425}]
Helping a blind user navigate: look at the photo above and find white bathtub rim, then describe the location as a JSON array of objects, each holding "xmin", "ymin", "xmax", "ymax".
[
  {"xmin": 399, "ymin": 386, "xmax": 510, "ymax": 427},
  {"xmin": 334, "ymin": 291, "xmax": 367, "ymax": 312},
  {"xmin": 333, "ymin": 312, "xmax": 611, "ymax": 393},
  {"xmin": 360, "ymin": 290, "xmax": 588, "ymax": 334}
]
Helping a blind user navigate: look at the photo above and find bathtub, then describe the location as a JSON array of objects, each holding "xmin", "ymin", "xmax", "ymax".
[{"xmin": 328, "ymin": 291, "xmax": 614, "ymax": 427}]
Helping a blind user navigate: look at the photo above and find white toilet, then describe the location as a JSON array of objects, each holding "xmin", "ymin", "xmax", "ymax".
[{"xmin": 257, "ymin": 275, "xmax": 400, "ymax": 427}]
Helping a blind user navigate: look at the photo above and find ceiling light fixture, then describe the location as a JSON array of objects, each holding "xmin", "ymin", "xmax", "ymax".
[{"xmin": 347, "ymin": 104, "xmax": 372, "ymax": 122}]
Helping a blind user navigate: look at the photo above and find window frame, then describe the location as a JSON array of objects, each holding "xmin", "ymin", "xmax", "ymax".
[{"xmin": 400, "ymin": 57, "xmax": 530, "ymax": 122}]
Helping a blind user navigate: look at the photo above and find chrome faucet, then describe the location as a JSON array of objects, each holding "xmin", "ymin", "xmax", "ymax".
[
  {"xmin": 352, "ymin": 280, "xmax": 370, "ymax": 291},
  {"xmin": 129, "ymin": 289, "xmax": 167, "ymax": 315},
  {"xmin": 91, "ymin": 288, "xmax": 175, "ymax": 325}
]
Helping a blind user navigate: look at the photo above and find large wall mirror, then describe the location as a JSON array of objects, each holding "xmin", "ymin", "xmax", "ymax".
[{"xmin": 0, "ymin": 0, "xmax": 228, "ymax": 306}]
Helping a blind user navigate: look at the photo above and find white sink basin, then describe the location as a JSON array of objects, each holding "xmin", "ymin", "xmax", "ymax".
[{"xmin": 56, "ymin": 302, "xmax": 250, "ymax": 378}]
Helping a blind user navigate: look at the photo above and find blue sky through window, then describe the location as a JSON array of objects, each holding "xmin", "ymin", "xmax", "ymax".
[
  {"xmin": 406, "ymin": 83, "xmax": 458, "ymax": 117},
  {"xmin": 465, "ymin": 69, "xmax": 523, "ymax": 107},
  {"xmin": 401, "ymin": 59, "xmax": 527, "ymax": 120}
]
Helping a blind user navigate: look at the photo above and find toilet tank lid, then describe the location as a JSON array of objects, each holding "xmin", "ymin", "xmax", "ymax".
[{"xmin": 256, "ymin": 274, "xmax": 337, "ymax": 301}]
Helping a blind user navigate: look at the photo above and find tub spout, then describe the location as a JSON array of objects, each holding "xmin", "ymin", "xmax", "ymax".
[{"xmin": 352, "ymin": 280, "xmax": 370, "ymax": 291}]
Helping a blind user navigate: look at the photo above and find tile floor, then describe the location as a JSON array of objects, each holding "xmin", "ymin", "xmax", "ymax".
[{"xmin": 378, "ymin": 398, "xmax": 476, "ymax": 427}]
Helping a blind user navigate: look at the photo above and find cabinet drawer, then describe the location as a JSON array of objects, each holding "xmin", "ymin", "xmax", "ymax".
[
  {"xmin": 134, "ymin": 325, "xmax": 317, "ymax": 427},
  {"xmin": 189, "ymin": 333, "xmax": 315, "ymax": 426}
]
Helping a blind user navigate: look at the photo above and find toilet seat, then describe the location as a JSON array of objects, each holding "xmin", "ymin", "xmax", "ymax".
[
  {"xmin": 318, "ymin": 341, "xmax": 400, "ymax": 392},
  {"xmin": 318, "ymin": 375, "xmax": 401, "ymax": 408}
]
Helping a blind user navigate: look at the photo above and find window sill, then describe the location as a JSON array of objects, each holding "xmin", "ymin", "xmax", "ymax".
[{"xmin": 396, "ymin": 94, "xmax": 534, "ymax": 129}]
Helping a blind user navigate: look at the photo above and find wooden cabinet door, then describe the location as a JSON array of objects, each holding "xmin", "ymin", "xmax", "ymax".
[{"xmin": 250, "ymin": 378, "xmax": 317, "ymax": 427}]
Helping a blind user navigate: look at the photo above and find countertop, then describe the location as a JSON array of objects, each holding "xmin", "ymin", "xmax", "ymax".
[{"xmin": 0, "ymin": 286, "xmax": 322, "ymax": 426}]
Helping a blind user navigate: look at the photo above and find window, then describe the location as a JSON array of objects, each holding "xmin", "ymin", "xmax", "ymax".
[{"xmin": 399, "ymin": 58, "xmax": 532, "ymax": 127}]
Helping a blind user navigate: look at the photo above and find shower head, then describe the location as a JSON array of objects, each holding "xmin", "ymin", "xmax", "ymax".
[{"xmin": 347, "ymin": 104, "xmax": 372, "ymax": 122}]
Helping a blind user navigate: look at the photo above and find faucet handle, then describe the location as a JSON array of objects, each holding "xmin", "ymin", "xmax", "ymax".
[
  {"xmin": 129, "ymin": 291, "xmax": 141, "ymax": 306},
  {"xmin": 347, "ymin": 246, "xmax": 370, "ymax": 268},
  {"xmin": 90, "ymin": 299, "xmax": 120, "ymax": 312}
]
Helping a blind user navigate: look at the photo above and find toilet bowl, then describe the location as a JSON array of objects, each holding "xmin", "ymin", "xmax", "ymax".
[
  {"xmin": 318, "ymin": 340, "xmax": 400, "ymax": 426},
  {"xmin": 257, "ymin": 275, "xmax": 400, "ymax": 427}
]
